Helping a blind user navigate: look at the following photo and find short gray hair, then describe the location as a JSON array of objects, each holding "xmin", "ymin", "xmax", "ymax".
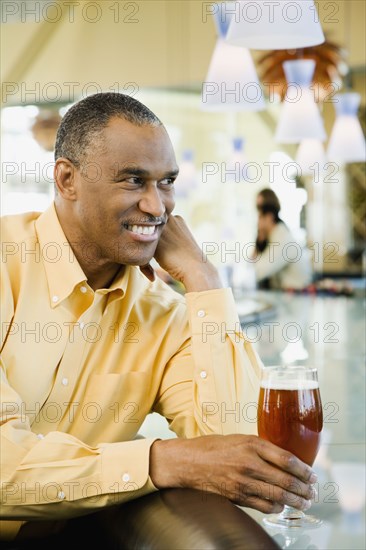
[{"xmin": 54, "ymin": 92, "xmax": 162, "ymax": 167}]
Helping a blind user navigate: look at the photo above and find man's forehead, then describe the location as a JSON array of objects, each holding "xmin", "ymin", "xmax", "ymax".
[
  {"xmin": 99, "ymin": 117, "xmax": 171, "ymax": 154},
  {"xmin": 91, "ymin": 117, "xmax": 177, "ymax": 174},
  {"xmin": 104, "ymin": 116, "xmax": 166, "ymax": 140}
]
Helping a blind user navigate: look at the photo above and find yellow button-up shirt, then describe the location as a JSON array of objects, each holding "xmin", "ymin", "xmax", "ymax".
[{"xmin": 0, "ymin": 204, "xmax": 261, "ymax": 540}]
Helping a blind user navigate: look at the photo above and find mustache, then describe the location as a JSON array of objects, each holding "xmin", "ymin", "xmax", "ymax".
[{"xmin": 122, "ymin": 215, "xmax": 167, "ymax": 225}]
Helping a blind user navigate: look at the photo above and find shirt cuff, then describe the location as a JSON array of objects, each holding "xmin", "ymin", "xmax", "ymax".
[
  {"xmin": 100, "ymin": 437, "xmax": 159, "ymax": 495},
  {"xmin": 185, "ymin": 288, "xmax": 239, "ymax": 336}
]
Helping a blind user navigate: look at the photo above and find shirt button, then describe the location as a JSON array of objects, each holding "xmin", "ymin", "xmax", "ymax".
[
  {"xmin": 52, "ymin": 295, "xmax": 59, "ymax": 303},
  {"xmin": 57, "ymin": 491, "xmax": 66, "ymax": 500},
  {"xmin": 79, "ymin": 322, "xmax": 85, "ymax": 330},
  {"xmin": 200, "ymin": 371, "xmax": 207, "ymax": 379},
  {"xmin": 37, "ymin": 433, "xmax": 45, "ymax": 439},
  {"xmin": 80, "ymin": 286, "xmax": 87, "ymax": 294},
  {"xmin": 197, "ymin": 310, "xmax": 206, "ymax": 318},
  {"xmin": 62, "ymin": 378, "xmax": 69, "ymax": 386},
  {"xmin": 122, "ymin": 473, "xmax": 130, "ymax": 483}
]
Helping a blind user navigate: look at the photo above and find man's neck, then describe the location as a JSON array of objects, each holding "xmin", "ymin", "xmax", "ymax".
[
  {"xmin": 55, "ymin": 202, "xmax": 123, "ymax": 291},
  {"xmin": 85, "ymin": 265, "xmax": 124, "ymax": 291}
]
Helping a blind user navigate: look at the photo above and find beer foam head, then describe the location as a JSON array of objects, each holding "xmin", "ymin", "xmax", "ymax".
[{"xmin": 260, "ymin": 379, "xmax": 319, "ymax": 390}]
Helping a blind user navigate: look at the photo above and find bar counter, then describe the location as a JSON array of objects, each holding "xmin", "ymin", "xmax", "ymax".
[{"xmin": 236, "ymin": 288, "xmax": 365, "ymax": 550}]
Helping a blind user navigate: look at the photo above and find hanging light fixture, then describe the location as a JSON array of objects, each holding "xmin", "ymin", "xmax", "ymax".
[
  {"xmin": 327, "ymin": 93, "xmax": 366, "ymax": 164},
  {"xmin": 226, "ymin": 0, "xmax": 325, "ymax": 50},
  {"xmin": 256, "ymin": 39, "xmax": 347, "ymax": 103},
  {"xmin": 201, "ymin": 3, "xmax": 265, "ymax": 112},
  {"xmin": 275, "ymin": 59, "xmax": 326, "ymax": 143},
  {"xmin": 31, "ymin": 109, "xmax": 62, "ymax": 152},
  {"xmin": 296, "ymin": 139, "xmax": 326, "ymax": 176}
]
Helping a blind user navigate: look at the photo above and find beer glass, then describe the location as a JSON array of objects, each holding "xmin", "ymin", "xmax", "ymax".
[{"xmin": 258, "ymin": 365, "xmax": 323, "ymax": 528}]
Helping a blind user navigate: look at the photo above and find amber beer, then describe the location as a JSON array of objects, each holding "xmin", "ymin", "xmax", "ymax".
[{"xmin": 258, "ymin": 379, "xmax": 323, "ymax": 466}]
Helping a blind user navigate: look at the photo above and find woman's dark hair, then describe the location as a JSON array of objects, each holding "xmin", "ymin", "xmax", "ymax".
[
  {"xmin": 255, "ymin": 188, "xmax": 282, "ymax": 255},
  {"xmin": 257, "ymin": 203, "xmax": 281, "ymax": 223},
  {"xmin": 257, "ymin": 188, "xmax": 281, "ymax": 223}
]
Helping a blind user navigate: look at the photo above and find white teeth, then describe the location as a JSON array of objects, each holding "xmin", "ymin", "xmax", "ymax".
[{"xmin": 127, "ymin": 225, "xmax": 156, "ymax": 235}]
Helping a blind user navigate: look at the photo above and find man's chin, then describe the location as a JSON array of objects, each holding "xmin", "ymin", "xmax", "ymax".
[
  {"xmin": 116, "ymin": 240, "xmax": 157, "ymax": 267},
  {"xmin": 118, "ymin": 251, "xmax": 156, "ymax": 268},
  {"xmin": 117, "ymin": 258, "xmax": 156, "ymax": 282}
]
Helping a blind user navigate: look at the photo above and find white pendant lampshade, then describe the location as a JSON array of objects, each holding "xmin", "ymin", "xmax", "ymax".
[
  {"xmin": 296, "ymin": 139, "xmax": 326, "ymax": 176},
  {"xmin": 327, "ymin": 93, "xmax": 366, "ymax": 164},
  {"xmin": 275, "ymin": 60, "xmax": 326, "ymax": 143},
  {"xmin": 226, "ymin": 0, "xmax": 325, "ymax": 50},
  {"xmin": 201, "ymin": 4, "xmax": 265, "ymax": 112}
]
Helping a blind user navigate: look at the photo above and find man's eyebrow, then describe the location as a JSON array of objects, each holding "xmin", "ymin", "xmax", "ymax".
[
  {"xmin": 112, "ymin": 167, "xmax": 148, "ymax": 179},
  {"xmin": 162, "ymin": 169, "xmax": 180, "ymax": 178},
  {"xmin": 111, "ymin": 166, "xmax": 180, "ymax": 179}
]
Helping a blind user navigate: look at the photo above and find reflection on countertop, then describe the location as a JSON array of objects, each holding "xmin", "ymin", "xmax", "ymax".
[{"xmin": 237, "ymin": 289, "xmax": 366, "ymax": 550}]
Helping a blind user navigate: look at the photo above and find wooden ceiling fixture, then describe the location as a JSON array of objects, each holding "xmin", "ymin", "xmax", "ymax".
[
  {"xmin": 31, "ymin": 110, "xmax": 62, "ymax": 152},
  {"xmin": 256, "ymin": 39, "xmax": 348, "ymax": 103}
]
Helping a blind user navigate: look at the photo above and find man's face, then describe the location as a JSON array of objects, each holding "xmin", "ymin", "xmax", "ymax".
[{"xmin": 71, "ymin": 117, "xmax": 179, "ymax": 267}]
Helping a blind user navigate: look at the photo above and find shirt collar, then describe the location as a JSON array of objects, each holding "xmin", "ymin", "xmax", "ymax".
[{"xmin": 35, "ymin": 203, "xmax": 130, "ymax": 308}]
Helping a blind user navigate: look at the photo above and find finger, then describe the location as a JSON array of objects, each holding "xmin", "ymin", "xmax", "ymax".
[
  {"xmin": 237, "ymin": 478, "xmax": 314, "ymax": 510},
  {"xmin": 239, "ymin": 495, "xmax": 284, "ymax": 515},
  {"xmin": 246, "ymin": 459, "xmax": 315, "ymax": 500},
  {"xmin": 254, "ymin": 438, "xmax": 317, "ymax": 484},
  {"xmin": 270, "ymin": 484, "xmax": 313, "ymax": 511}
]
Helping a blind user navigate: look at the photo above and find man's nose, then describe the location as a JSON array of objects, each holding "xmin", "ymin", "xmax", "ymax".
[{"xmin": 138, "ymin": 186, "xmax": 165, "ymax": 218}]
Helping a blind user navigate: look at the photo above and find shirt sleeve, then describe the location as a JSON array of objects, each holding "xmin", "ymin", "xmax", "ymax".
[
  {"xmin": 153, "ymin": 288, "xmax": 262, "ymax": 438},
  {"xmin": 0, "ymin": 264, "xmax": 158, "ymax": 532},
  {"xmin": 0, "ymin": 362, "xmax": 159, "ymax": 520}
]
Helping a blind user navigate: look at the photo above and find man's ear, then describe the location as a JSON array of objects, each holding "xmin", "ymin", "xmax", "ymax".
[{"xmin": 54, "ymin": 158, "xmax": 77, "ymax": 200}]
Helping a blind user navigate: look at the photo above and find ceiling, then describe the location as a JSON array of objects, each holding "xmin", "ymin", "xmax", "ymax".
[{"xmin": 1, "ymin": 0, "xmax": 365, "ymax": 106}]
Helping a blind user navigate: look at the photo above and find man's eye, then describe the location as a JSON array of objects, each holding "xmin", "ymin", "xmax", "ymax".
[
  {"xmin": 160, "ymin": 178, "xmax": 175, "ymax": 186},
  {"xmin": 125, "ymin": 177, "xmax": 142, "ymax": 185}
]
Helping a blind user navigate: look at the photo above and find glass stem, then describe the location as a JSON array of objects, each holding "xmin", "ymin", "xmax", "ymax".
[{"xmin": 280, "ymin": 505, "xmax": 305, "ymax": 521}]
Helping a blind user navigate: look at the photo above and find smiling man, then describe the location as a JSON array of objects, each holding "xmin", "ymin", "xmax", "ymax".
[{"xmin": 0, "ymin": 93, "xmax": 317, "ymax": 543}]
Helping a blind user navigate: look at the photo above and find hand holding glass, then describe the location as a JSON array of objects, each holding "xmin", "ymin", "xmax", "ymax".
[{"xmin": 258, "ymin": 366, "xmax": 323, "ymax": 528}]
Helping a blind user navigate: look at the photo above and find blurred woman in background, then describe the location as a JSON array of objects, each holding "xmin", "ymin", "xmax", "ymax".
[{"xmin": 253, "ymin": 189, "xmax": 313, "ymax": 290}]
